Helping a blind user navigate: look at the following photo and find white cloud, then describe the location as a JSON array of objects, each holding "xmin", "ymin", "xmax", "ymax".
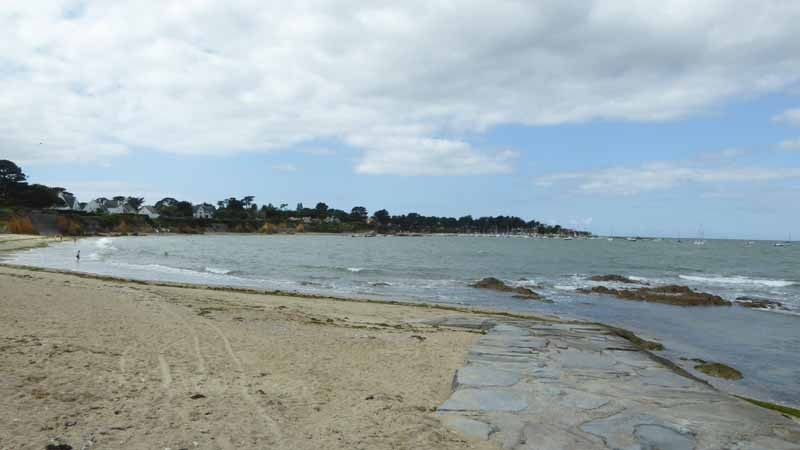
[
  {"xmin": 271, "ymin": 163, "xmax": 298, "ymax": 172},
  {"xmin": 298, "ymin": 148, "xmax": 335, "ymax": 156},
  {"xmin": 699, "ymin": 148, "xmax": 749, "ymax": 161},
  {"xmin": 536, "ymin": 163, "xmax": 800, "ymax": 195},
  {"xmin": 778, "ymin": 138, "xmax": 800, "ymax": 152},
  {"xmin": 352, "ymin": 136, "xmax": 517, "ymax": 175},
  {"xmin": 2, "ymin": 1, "xmax": 800, "ymax": 175},
  {"xmin": 773, "ymin": 109, "xmax": 800, "ymax": 127}
]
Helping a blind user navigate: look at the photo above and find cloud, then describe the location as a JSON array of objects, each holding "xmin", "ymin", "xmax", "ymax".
[
  {"xmin": 352, "ymin": 136, "xmax": 517, "ymax": 175},
  {"xmin": 536, "ymin": 162, "xmax": 800, "ymax": 195},
  {"xmin": 773, "ymin": 109, "xmax": 800, "ymax": 127},
  {"xmin": 2, "ymin": 1, "xmax": 800, "ymax": 175},
  {"xmin": 698, "ymin": 148, "xmax": 749, "ymax": 162},
  {"xmin": 778, "ymin": 138, "xmax": 800, "ymax": 152},
  {"xmin": 298, "ymin": 148, "xmax": 335, "ymax": 156},
  {"xmin": 271, "ymin": 163, "xmax": 298, "ymax": 172}
]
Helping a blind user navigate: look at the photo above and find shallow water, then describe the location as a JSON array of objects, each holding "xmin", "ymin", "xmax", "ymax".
[{"xmin": 4, "ymin": 234, "xmax": 799, "ymax": 406}]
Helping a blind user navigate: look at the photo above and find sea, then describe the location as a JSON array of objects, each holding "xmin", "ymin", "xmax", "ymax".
[{"xmin": 3, "ymin": 234, "xmax": 799, "ymax": 407}]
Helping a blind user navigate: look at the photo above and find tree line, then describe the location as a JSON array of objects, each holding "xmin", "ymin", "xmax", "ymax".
[{"xmin": 1, "ymin": 159, "xmax": 585, "ymax": 235}]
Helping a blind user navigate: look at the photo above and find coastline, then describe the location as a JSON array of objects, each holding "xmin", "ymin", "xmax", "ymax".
[{"xmin": 2, "ymin": 234, "xmax": 799, "ymax": 448}]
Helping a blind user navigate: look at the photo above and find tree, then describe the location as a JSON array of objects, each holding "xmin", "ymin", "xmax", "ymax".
[
  {"xmin": 0, "ymin": 160, "xmax": 26, "ymax": 185},
  {"xmin": 350, "ymin": 206, "xmax": 368, "ymax": 222},
  {"xmin": 373, "ymin": 209, "xmax": 390, "ymax": 225},
  {"xmin": 15, "ymin": 184, "xmax": 58, "ymax": 208},
  {"xmin": 0, "ymin": 160, "xmax": 27, "ymax": 204},
  {"xmin": 155, "ymin": 197, "xmax": 178, "ymax": 211},
  {"xmin": 126, "ymin": 197, "xmax": 144, "ymax": 210},
  {"xmin": 175, "ymin": 201, "xmax": 193, "ymax": 217}
]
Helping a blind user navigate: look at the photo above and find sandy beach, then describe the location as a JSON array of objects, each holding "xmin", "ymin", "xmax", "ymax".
[
  {"xmin": 3, "ymin": 235, "xmax": 800, "ymax": 450},
  {"xmin": 0, "ymin": 261, "xmax": 499, "ymax": 450}
]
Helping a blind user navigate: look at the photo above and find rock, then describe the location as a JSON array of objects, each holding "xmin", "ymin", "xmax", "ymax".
[
  {"xmin": 190, "ymin": 393, "xmax": 206, "ymax": 400},
  {"xmin": 735, "ymin": 297, "xmax": 786, "ymax": 310},
  {"xmin": 46, "ymin": 442, "xmax": 73, "ymax": 450},
  {"xmin": 695, "ymin": 362, "xmax": 743, "ymax": 380},
  {"xmin": 578, "ymin": 285, "xmax": 731, "ymax": 306},
  {"xmin": 454, "ymin": 366, "xmax": 522, "ymax": 388},
  {"xmin": 439, "ymin": 388, "xmax": 528, "ymax": 412},
  {"xmin": 438, "ymin": 415, "xmax": 494, "ymax": 440},
  {"xmin": 606, "ymin": 326, "xmax": 665, "ymax": 351},
  {"xmin": 471, "ymin": 277, "xmax": 545, "ymax": 300},
  {"xmin": 589, "ymin": 274, "xmax": 643, "ymax": 284}
]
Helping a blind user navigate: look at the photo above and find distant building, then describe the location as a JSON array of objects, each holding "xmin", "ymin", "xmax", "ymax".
[
  {"xmin": 324, "ymin": 216, "xmax": 341, "ymax": 224},
  {"xmin": 138, "ymin": 205, "xmax": 160, "ymax": 219},
  {"xmin": 83, "ymin": 198, "xmax": 135, "ymax": 214},
  {"xmin": 54, "ymin": 191, "xmax": 80, "ymax": 210},
  {"xmin": 83, "ymin": 198, "xmax": 110, "ymax": 213},
  {"xmin": 193, "ymin": 203, "xmax": 216, "ymax": 219}
]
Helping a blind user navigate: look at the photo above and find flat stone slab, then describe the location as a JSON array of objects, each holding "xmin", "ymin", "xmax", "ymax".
[
  {"xmin": 455, "ymin": 366, "xmax": 523, "ymax": 387},
  {"xmin": 439, "ymin": 388, "xmax": 528, "ymax": 412},
  {"xmin": 433, "ymin": 315, "xmax": 800, "ymax": 450},
  {"xmin": 437, "ymin": 415, "xmax": 494, "ymax": 440}
]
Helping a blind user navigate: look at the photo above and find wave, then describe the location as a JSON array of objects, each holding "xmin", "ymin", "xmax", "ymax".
[
  {"xmin": 205, "ymin": 267, "xmax": 232, "ymax": 275},
  {"xmin": 94, "ymin": 237, "xmax": 117, "ymax": 251},
  {"xmin": 347, "ymin": 267, "xmax": 365, "ymax": 273},
  {"xmin": 679, "ymin": 275, "xmax": 795, "ymax": 288},
  {"xmin": 108, "ymin": 262, "xmax": 249, "ymax": 282}
]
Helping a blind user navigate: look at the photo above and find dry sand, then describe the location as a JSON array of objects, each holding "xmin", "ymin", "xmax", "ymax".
[{"xmin": 0, "ymin": 261, "xmax": 499, "ymax": 450}]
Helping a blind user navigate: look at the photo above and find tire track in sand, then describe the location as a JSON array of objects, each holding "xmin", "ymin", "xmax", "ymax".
[{"xmin": 202, "ymin": 319, "xmax": 283, "ymax": 441}]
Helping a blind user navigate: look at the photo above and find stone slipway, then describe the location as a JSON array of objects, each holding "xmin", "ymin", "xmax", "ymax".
[{"xmin": 421, "ymin": 316, "xmax": 800, "ymax": 450}]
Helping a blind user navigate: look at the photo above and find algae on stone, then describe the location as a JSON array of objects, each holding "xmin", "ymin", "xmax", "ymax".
[{"xmin": 695, "ymin": 362, "xmax": 743, "ymax": 380}]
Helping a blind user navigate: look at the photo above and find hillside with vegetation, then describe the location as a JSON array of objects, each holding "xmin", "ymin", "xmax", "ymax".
[{"xmin": 0, "ymin": 159, "xmax": 588, "ymax": 237}]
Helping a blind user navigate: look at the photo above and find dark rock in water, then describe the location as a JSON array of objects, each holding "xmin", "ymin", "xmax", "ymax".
[
  {"xmin": 735, "ymin": 297, "xmax": 786, "ymax": 310},
  {"xmin": 695, "ymin": 362, "xmax": 743, "ymax": 380},
  {"xmin": 471, "ymin": 277, "xmax": 545, "ymax": 300},
  {"xmin": 589, "ymin": 274, "xmax": 643, "ymax": 284},
  {"xmin": 46, "ymin": 443, "xmax": 73, "ymax": 450},
  {"xmin": 577, "ymin": 285, "xmax": 731, "ymax": 306}
]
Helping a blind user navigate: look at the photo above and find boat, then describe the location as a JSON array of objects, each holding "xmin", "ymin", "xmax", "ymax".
[
  {"xmin": 693, "ymin": 225, "xmax": 706, "ymax": 246},
  {"xmin": 775, "ymin": 233, "xmax": 792, "ymax": 247}
]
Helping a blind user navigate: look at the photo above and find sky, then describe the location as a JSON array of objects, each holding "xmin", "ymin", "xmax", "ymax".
[{"xmin": 2, "ymin": 1, "xmax": 800, "ymax": 240}]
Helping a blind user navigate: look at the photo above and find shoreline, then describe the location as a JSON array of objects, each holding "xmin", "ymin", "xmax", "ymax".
[
  {"xmin": 2, "ymin": 234, "xmax": 798, "ymax": 413},
  {"xmin": 3, "ymin": 265, "xmax": 797, "ymax": 450}
]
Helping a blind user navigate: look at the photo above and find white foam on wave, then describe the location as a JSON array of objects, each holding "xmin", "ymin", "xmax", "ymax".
[
  {"xmin": 679, "ymin": 275, "xmax": 795, "ymax": 288},
  {"xmin": 347, "ymin": 267, "xmax": 364, "ymax": 273},
  {"xmin": 554, "ymin": 285, "xmax": 578, "ymax": 291},
  {"xmin": 109, "ymin": 262, "xmax": 246, "ymax": 281},
  {"xmin": 94, "ymin": 237, "xmax": 117, "ymax": 251},
  {"xmin": 205, "ymin": 267, "xmax": 232, "ymax": 275}
]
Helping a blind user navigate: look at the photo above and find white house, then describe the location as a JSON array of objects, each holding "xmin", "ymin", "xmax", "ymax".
[
  {"xmin": 54, "ymin": 191, "xmax": 80, "ymax": 210},
  {"xmin": 83, "ymin": 198, "xmax": 110, "ymax": 213},
  {"xmin": 106, "ymin": 200, "xmax": 137, "ymax": 215},
  {"xmin": 324, "ymin": 216, "xmax": 341, "ymax": 224},
  {"xmin": 138, "ymin": 205, "xmax": 160, "ymax": 219},
  {"xmin": 193, "ymin": 203, "xmax": 216, "ymax": 219}
]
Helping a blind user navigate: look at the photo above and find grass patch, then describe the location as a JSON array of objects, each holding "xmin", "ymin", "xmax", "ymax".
[{"xmin": 735, "ymin": 396, "xmax": 800, "ymax": 418}]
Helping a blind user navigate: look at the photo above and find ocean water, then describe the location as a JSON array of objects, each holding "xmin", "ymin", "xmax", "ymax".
[{"xmin": 4, "ymin": 234, "xmax": 799, "ymax": 406}]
